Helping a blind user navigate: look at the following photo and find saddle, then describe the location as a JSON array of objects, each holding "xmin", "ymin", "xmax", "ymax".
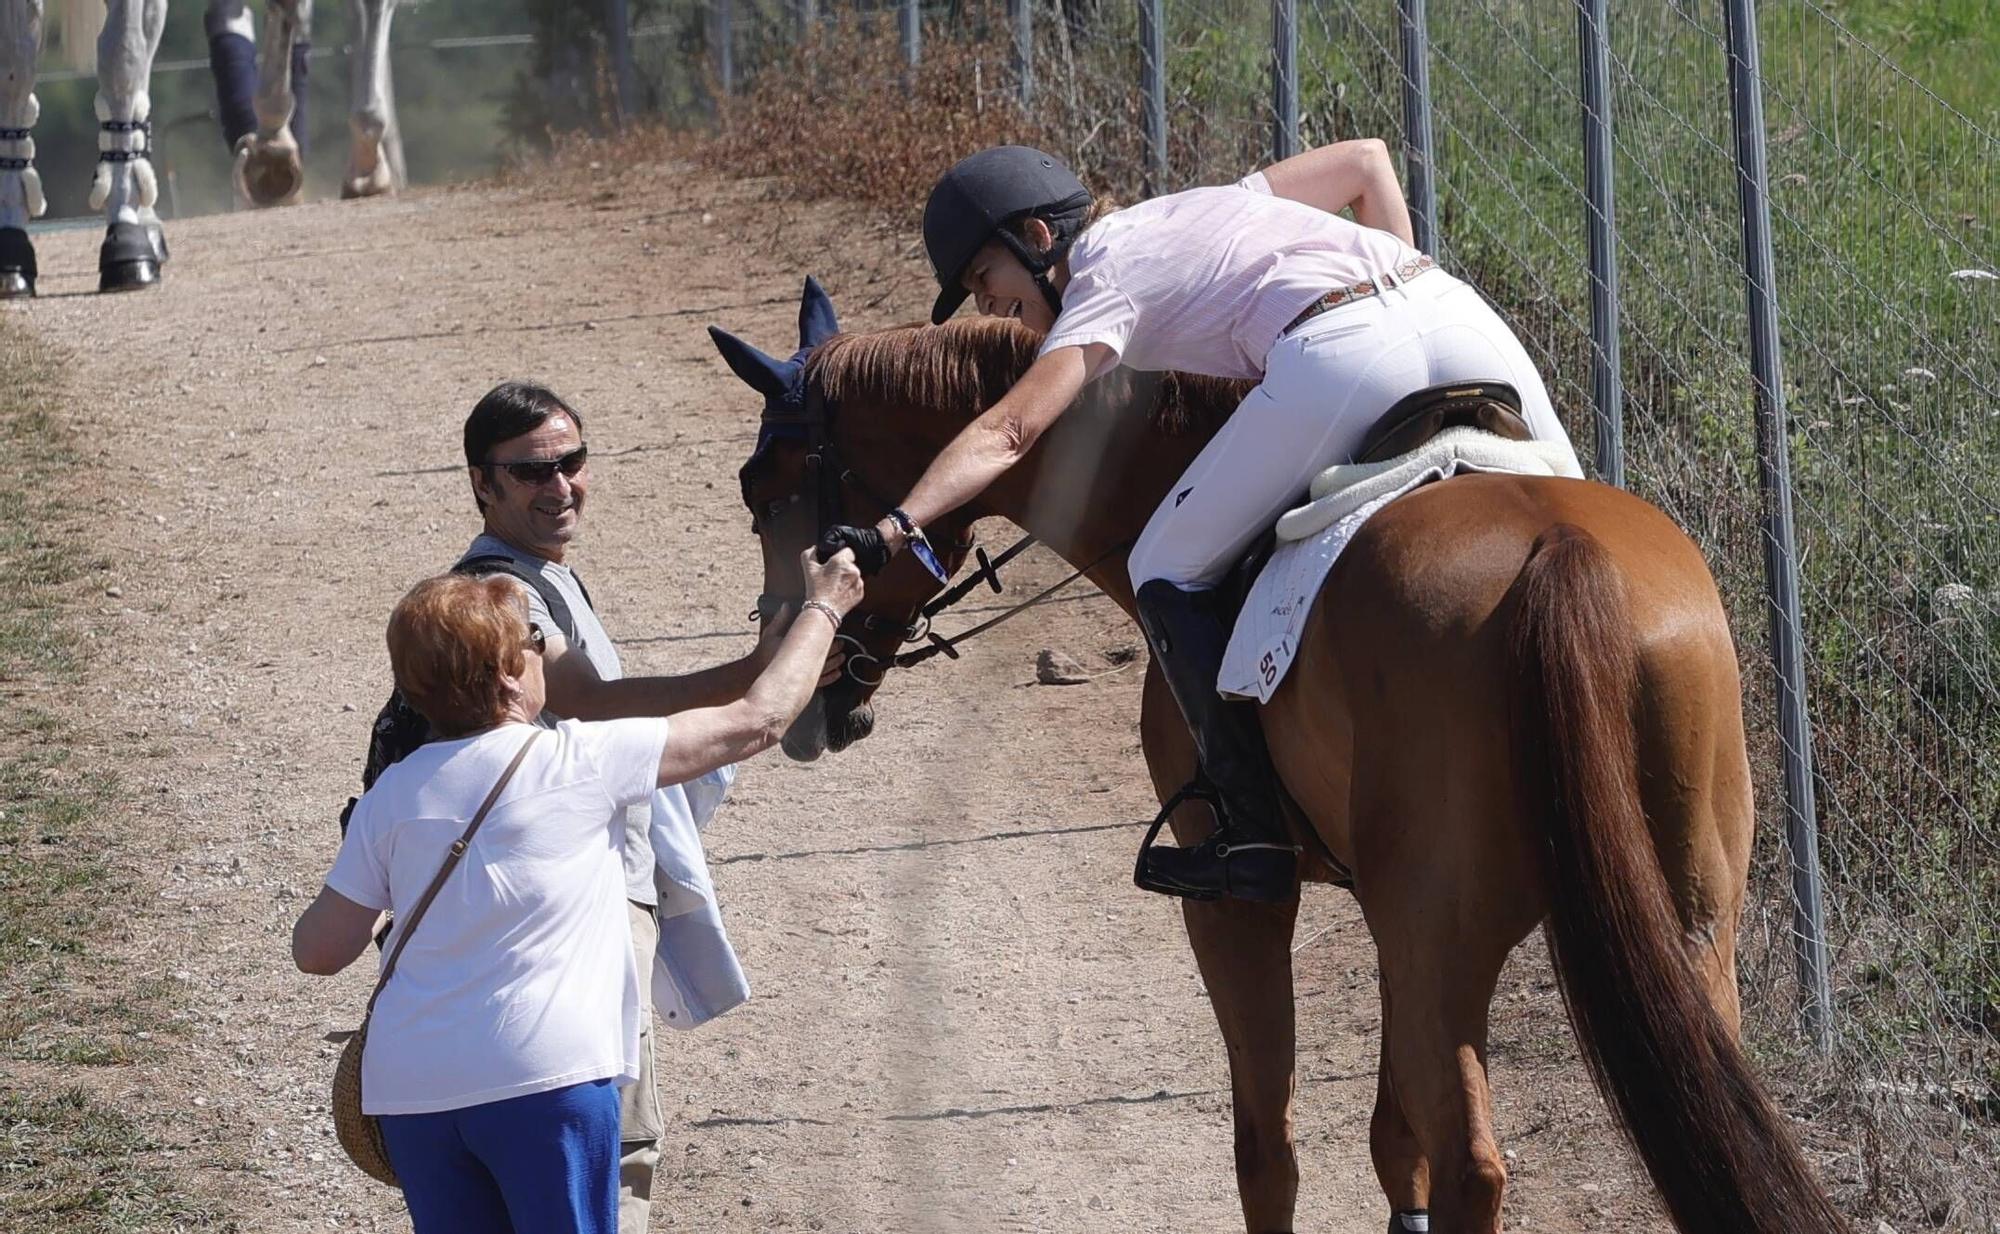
[{"xmin": 1353, "ymin": 380, "xmax": 1533, "ymax": 464}]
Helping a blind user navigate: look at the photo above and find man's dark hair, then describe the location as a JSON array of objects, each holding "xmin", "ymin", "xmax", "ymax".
[{"xmin": 464, "ymin": 381, "xmax": 585, "ymax": 467}]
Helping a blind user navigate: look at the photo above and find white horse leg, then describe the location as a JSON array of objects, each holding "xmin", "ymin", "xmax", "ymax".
[
  {"xmin": 234, "ymin": 0, "xmax": 309, "ymax": 207},
  {"xmin": 341, "ymin": 0, "xmax": 399, "ymax": 199},
  {"xmin": 205, "ymin": 0, "xmax": 256, "ymax": 152},
  {"xmin": 0, "ymin": 0, "xmax": 46, "ymax": 296},
  {"xmin": 93, "ymin": 0, "xmax": 166, "ymax": 292}
]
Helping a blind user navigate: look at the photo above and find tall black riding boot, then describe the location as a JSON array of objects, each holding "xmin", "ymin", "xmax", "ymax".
[{"xmin": 1133, "ymin": 579, "xmax": 1299, "ymax": 903}]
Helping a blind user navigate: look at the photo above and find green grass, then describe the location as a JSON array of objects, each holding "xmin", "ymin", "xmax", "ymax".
[
  {"xmin": 0, "ymin": 1089, "xmax": 227, "ymax": 1231},
  {"xmin": 0, "ymin": 319, "xmax": 231, "ymax": 1230}
]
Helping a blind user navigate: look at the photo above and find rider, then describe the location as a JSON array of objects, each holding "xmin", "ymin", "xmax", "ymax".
[{"xmin": 821, "ymin": 141, "xmax": 1580, "ymax": 903}]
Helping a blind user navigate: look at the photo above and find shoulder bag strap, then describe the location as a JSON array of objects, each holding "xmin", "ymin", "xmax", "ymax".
[{"xmin": 361, "ymin": 729, "xmax": 541, "ymax": 1017}]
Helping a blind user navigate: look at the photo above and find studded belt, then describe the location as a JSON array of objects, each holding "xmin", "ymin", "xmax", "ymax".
[{"xmin": 1281, "ymin": 255, "xmax": 1439, "ymax": 337}]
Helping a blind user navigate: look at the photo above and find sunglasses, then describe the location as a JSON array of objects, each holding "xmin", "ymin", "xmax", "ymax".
[
  {"xmin": 488, "ymin": 444, "xmax": 588, "ymax": 486},
  {"xmin": 526, "ymin": 622, "xmax": 547, "ymax": 655}
]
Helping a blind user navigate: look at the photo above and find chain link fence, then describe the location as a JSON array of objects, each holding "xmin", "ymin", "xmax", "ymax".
[{"xmin": 674, "ymin": 0, "xmax": 2000, "ymax": 1223}]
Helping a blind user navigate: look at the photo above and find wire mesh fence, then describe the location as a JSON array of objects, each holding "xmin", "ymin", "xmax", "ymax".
[{"xmin": 673, "ymin": 0, "xmax": 2000, "ymax": 1221}]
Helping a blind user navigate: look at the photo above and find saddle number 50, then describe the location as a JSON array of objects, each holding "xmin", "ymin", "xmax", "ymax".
[{"xmin": 1257, "ymin": 637, "xmax": 1292, "ymax": 690}]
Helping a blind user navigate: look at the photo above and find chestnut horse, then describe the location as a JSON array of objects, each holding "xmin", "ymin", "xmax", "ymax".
[{"xmin": 713, "ymin": 288, "xmax": 1845, "ymax": 1234}]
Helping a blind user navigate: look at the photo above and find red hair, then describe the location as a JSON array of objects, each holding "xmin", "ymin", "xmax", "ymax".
[{"xmin": 386, "ymin": 574, "xmax": 529, "ymax": 737}]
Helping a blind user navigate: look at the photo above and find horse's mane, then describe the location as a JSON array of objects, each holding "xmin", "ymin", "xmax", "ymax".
[{"xmin": 807, "ymin": 317, "xmax": 1250, "ymax": 436}]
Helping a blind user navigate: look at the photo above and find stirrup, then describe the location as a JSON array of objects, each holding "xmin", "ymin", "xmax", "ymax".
[
  {"xmin": 1133, "ymin": 782, "xmax": 1299, "ymax": 903},
  {"xmin": 1134, "ymin": 783, "xmax": 1224, "ymax": 900}
]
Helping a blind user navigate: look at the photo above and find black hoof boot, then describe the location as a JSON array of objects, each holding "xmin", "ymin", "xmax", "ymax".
[
  {"xmin": 1389, "ymin": 1210, "xmax": 1431, "ymax": 1234},
  {"xmin": 99, "ymin": 221, "xmax": 161, "ymax": 293},
  {"xmin": 1133, "ymin": 788, "xmax": 1299, "ymax": 904},
  {"xmin": 148, "ymin": 221, "xmax": 169, "ymax": 265},
  {"xmin": 0, "ymin": 227, "xmax": 36, "ymax": 299}
]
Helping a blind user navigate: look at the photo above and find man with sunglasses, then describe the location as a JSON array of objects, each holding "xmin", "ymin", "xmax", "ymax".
[{"xmin": 457, "ymin": 380, "xmax": 832, "ymax": 1232}]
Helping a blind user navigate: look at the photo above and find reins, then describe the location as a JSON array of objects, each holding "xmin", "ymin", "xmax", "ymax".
[{"xmin": 748, "ymin": 376, "xmax": 1131, "ymax": 687}]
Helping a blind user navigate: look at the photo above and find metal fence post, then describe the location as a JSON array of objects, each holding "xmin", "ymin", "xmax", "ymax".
[
  {"xmin": 1575, "ymin": 0, "xmax": 1622, "ymax": 486},
  {"xmin": 1722, "ymin": 0, "xmax": 1834, "ymax": 1053},
  {"xmin": 711, "ymin": 0, "xmax": 734, "ymax": 97},
  {"xmin": 797, "ymin": 0, "xmax": 817, "ymax": 41},
  {"xmin": 902, "ymin": 0, "xmax": 921, "ymax": 71},
  {"xmin": 1272, "ymin": 0, "xmax": 1299, "ymax": 160},
  {"xmin": 1139, "ymin": 0, "xmax": 1168, "ymax": 194},
  {"xmin": 1396, "ymin": 0, "xmax": 1438, "ymax": 252},
  {"xmin": 605, "ymin": 0, "xmax": 635, "ymax": 127},
  {"xmin": 1010, "ymin": 0, "xmax": 1033, "ymax": 104}
]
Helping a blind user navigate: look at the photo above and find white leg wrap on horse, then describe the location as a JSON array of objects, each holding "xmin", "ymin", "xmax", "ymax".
[
  {"xmin": 0, "ymin": 93, "xmax": 44, "ymax": 225},
  {"xmin": 91, "ymin": 0, "xmax": 165, "ymax": 225},
  {"xmin": 1, "ymin": 1, "xmax": 47, "ymax": 230}
]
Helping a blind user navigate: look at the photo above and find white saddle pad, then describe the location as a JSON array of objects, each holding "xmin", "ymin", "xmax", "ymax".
[{"xmin": 1218, "ymin": 429, "xmax": 1584, "ymax": 703}]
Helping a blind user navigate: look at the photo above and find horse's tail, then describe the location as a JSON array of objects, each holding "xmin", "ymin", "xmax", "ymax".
[{"xmin": 1509, "ymin": 523, "xmax": 1845, "ymax": 1234}]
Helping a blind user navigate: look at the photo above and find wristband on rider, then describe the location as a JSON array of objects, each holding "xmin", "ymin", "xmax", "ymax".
[{"xmin": 889, "ymin": 508, "xmax": 952, "ymax": 585}]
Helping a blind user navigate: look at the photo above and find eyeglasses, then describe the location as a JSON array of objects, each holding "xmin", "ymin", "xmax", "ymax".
[
  {"xmin": 488, "ymin": 444, "xmax": 588, "ymax": 486},
  {"xmin": 525, "ymin": 622, "xmax": 547, "ymax": 655}
]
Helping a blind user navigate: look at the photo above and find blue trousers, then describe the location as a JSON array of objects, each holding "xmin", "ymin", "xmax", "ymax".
[{"xmin": 378, "ymin": 1078, "xmax": 622, "ymax": 1234}]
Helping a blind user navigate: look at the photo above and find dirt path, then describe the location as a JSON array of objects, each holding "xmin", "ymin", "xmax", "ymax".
[{"xmin": 9, "ymin": 165, "xmax": 1657, "ymax": 1232}]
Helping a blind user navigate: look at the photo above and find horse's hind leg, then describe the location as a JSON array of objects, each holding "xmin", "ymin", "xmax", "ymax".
[
  {"xmin": 1370, "ymin": 920, "xmax": 1512, "ymax": 1234},
  {"xmin": 1371, "ymin": 977, "xmax": 1431, "ymax": 1231},
  {"xmin": 1142, "ymin": 664, "xmax": 1301, "ymax": 1233}
]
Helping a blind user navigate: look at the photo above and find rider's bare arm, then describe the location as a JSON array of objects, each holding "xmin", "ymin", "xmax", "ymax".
[
  {"xmin": 653, "ymin": 549, "xmax": 861, "ymax": 784},
  {"xmin": 881, "ymin": 343, "xmax": 1111, "ymax": 544},
  {"xmin": 1258, "ymin": 138, "xmax": 1417, "ymax": 247}
]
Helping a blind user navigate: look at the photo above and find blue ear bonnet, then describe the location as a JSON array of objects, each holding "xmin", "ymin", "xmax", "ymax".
[{"xmin": 709, "ymin": 276, "xmax": 841, "ymax": 510}]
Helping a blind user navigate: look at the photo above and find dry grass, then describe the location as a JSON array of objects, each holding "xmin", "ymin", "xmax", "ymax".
[{"xmin": 0, "ymin": 318, "xmax": 231, "ymax": 1231}]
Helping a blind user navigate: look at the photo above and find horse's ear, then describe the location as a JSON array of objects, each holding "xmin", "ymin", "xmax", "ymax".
[
  {"xmin": 798, "ymin": 276, "xmax": 839, "ymax": 349},
  {"xmin": 708, "ymin": 325, "xmax": 790, "ymax": 400}
]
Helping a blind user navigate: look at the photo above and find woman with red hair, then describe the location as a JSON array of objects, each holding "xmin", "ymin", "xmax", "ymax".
[{"xmin": 291, "ymin": 550, "xmax": 859, "ymax": 1233}]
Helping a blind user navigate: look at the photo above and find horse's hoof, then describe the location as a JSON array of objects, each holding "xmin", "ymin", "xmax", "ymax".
[
  {"xmin": 239, "ymin": 139, "xmax": 305, "ymax": 208},
  {"xmin": 99, "ymin": 222, "xmax": 162, "ymax": 293},
  {"xmin": 340, "ymin": 159, "xmax": 395, "ymax": 200},
  {"xmin": 0, "ymin": 227, "xmax": 36, "ymax": 299},
  {"xmin": 149, "ymin": 222, "xmax": 170, "ymax": 265}
]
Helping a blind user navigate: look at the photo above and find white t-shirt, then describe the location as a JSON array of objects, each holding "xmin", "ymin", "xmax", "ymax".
[
  {"xmin": 460, "ymin": 533, "xmax": 660, "ymax": 907},
  {"xmin": 326, "ymin": 717, "xmax": 668, "ymax": 1115},
  {"xmin": 1038, "ymin": 172, "xmax": 1423, "ymax": 380}
]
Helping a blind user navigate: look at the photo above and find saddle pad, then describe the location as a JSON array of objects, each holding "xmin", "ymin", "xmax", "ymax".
[{"xmin": 1218, "ymin": 430, "xmax": 1584, "ymax": 704}]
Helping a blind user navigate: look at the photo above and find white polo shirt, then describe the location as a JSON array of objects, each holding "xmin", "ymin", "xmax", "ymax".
[
  {"xmin": 327, "ymin": 717, "xmax": 668, "ymax": 1115},
  {"xmin": 1039, "ymin": 172, "xmax": 1424, "ymax": 380}
]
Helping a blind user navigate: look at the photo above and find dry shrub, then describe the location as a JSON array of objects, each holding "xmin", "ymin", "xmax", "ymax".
[{"xmin": 698, "ymin": 20, "xmax": 1056, "ymax": 222}]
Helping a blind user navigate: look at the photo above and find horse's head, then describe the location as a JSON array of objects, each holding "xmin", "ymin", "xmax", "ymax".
[{"xmin": 710, "ymin": 279, "xmax": 977, "ymax": 761}]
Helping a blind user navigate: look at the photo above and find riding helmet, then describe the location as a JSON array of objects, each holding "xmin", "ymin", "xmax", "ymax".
[{"xmin": 922, "ymin": 145, "xmax": 1094, "ymax": 324}]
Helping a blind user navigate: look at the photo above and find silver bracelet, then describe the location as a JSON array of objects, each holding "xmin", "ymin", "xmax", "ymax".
[{"xmin": 801, "ymin": 599, "xmax": 844, "ymax": 631}]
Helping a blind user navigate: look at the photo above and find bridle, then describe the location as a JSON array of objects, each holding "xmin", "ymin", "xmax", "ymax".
[{"xmin": 743, "ymin": 374, "xmax": 1116, "ymax": 688}]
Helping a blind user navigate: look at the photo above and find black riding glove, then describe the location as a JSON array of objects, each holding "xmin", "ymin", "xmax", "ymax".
[{"xmin": 818, "ymin": 524, "xmax": 892, "ymax": 575}]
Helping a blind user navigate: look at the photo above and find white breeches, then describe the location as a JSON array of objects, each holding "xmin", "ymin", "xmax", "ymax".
[{"xmin": 1127, "ymin": 270, "xmax": 1582, "ymax": 591}]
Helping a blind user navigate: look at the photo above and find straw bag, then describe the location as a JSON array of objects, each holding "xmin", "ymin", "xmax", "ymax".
[{"xmin": 332, "ymin": 730, "xmax": 541, "ymax": 1186}]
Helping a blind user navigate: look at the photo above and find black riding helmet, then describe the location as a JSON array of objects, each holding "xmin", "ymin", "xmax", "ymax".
[{"xmin": 923, "ymin": 145, "xmax": 1094, "ymax": 325}]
